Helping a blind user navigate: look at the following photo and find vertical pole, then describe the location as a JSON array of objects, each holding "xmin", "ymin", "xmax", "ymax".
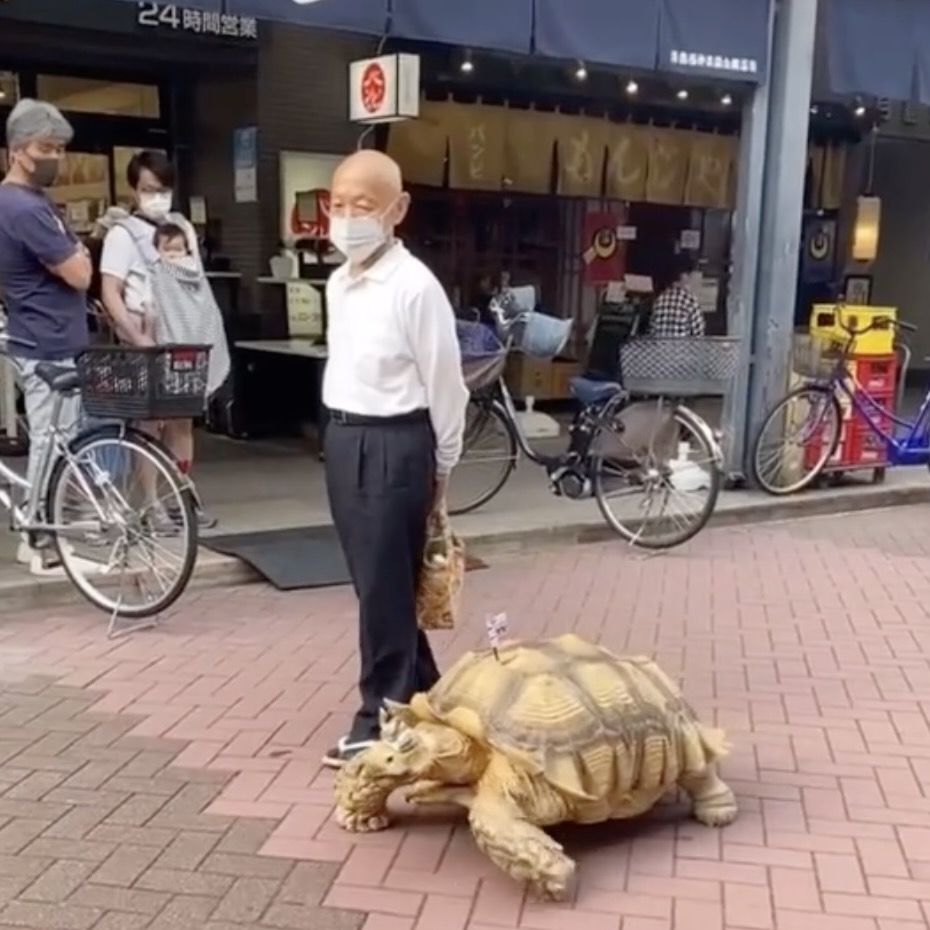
[
  {"xmin": 721, "ymin": 45, "xmax": 773, "ymax": 479},
  {"xmin": 745, "ymin": 0, "xmax": 819, "ymax": 467}
]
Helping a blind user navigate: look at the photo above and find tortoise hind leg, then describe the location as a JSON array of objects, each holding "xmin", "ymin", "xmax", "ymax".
[
  {"xmin": 679, "ymin": 765, "xmax": 738, "ymax": 827},
  {"xmin": 468, "ymin": 793, "xmax": 575, "ymax": 901}
]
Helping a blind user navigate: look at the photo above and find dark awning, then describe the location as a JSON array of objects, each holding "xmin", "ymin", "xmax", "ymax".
[
  {"xmin": 658, "ymin": 0, "xmax": 770, "ymax": 85},
  {"xmin": 391, "ymin": 0, "xmax": 533, "ymax": 55},
  {"xmin": 533, "ymin": 0, "xmax": 659, "ymax": 71},
  {"xmin": 107, "ymin": 0, "xmax": 772, "ymax": 82},
  {"xmin": 822, "ymin": 0, "xmax": 928, "ymax": 103},
  {"xmin": 225, "ymin": 0, "xmax": 388, "ymax": 34}
]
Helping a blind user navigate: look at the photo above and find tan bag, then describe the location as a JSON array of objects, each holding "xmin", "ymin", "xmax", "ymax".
[{"xmin": 416, "ymin": 509, "xmax": 465, "ymax": 631}]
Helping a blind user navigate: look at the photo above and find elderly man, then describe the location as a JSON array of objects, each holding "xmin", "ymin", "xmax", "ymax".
[
  {"xmin": 0, "ymin": 100, "xmax": 91, "ymax": 572},
  {"xmin": 322, "ymin": 150, "xmax": 468, "ymax": 768}
]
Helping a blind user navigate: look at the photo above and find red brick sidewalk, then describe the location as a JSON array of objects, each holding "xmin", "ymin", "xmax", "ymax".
[{"xmin": 2, "ymin": 506, "xmax": 930, "ymax": 929}]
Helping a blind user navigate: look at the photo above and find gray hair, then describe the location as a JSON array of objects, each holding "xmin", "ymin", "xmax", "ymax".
[{"xmin": 6, "ymin": 99, "xmax": 73, "ymax": 150}]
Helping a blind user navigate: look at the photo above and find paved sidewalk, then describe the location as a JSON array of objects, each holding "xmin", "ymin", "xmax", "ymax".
[{"xmin": 1, "ymin": 507, "xmax": 930, "ymax": 928}]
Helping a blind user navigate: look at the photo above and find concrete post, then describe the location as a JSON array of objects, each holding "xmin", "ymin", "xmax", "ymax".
[
  {"xmin": 721, "ymin": 64, "xmax": 772, "ymax": 479},
  {"xmin": 744, "ymin": 0, "xmax": 819, "ymax": 470}
]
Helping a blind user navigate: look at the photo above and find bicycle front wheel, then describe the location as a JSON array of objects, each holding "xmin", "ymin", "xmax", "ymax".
[
  {"xmin": 592, "ymin": 405, "xmax": 721, "ymax": 549},
  {"xmin": 447, "ymin": 398, "xmax": 517, "ymax": 516},
  {"xmin": 46, "ymin": 429, "xmax": 198, "ymax": 618},
  {"xmin": 752, "ymin": 386, "xmax": 842, "ymax": 495}
]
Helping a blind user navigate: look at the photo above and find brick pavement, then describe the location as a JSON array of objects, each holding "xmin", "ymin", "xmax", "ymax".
[{"xmin": 2, "ymin": 507, "xmax": 930, "ymax": 928}]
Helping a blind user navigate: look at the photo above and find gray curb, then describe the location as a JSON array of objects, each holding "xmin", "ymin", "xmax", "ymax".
[{"xmin": 3, "ymin": 481, "xmax": 928, "ymax": 612}]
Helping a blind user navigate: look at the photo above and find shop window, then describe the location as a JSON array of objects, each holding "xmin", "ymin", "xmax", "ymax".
[
  {"xmin": 0, "ymin": 71, "xmax": 20, "ymax": 106},
  {"xmin": 49, "ymin": 153, "xmax": 111, "ymax": 235},
  {"xmin": 37, "ymin": 75, "xmax": 160, "ymax": 119}
]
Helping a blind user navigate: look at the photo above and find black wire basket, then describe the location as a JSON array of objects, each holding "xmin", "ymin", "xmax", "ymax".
[{"xmin": 77, "ymin": 345, "xmax": 211, "ymax": 420}]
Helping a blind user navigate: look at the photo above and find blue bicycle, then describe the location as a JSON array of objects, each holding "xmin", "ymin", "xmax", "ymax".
[{"xmin": 752, "ymin": 310, "xmax": 922, "ymax": 495}]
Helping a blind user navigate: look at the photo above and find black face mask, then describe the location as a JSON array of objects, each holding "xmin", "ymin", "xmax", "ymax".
[{"xmin": 30, "ymin": 158, "xmax": 60, "ymax": 188}]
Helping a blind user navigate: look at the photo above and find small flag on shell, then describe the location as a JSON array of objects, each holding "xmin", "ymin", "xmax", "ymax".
[{"xmin": 486, "ymin": 612, "xmax": 509, "ymax": 661}]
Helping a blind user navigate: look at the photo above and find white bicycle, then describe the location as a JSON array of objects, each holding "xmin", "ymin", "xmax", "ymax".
[{"xmin": 0, "ymin": 332, "xmax": 204, "ymax": 635}]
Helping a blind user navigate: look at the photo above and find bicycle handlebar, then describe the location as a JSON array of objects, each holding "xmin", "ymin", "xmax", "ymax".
[{"xmin": 832, "ymin": 304, "xmax": 916, "ymax": 338}]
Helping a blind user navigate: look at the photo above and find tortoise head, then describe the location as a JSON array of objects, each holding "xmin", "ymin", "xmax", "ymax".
[{"xmin": 334, "ymin": 703, "xmax": 437, "ymax": 833}]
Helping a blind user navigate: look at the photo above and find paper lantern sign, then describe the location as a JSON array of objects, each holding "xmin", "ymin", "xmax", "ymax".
[{"xmin": 349, "ymin": 53, "xmax": 420, "ymax": 124}]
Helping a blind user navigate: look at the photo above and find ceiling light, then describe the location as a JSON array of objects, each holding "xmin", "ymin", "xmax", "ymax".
[
  {"xmin": 676, "ymin": 89, "xmax": 689, "ymax": 101},
  {"xmin": 810, "ymin": 104, "xmax": 819, "ymax": 115},
  {"xmin": 626, "ymin": 79, "xmax": 639, "ymax": 95},
  {"xmin": 0, "ymin": 89, "xmax": 6, "ymax": 101},
  {"xmin": 575, "ymin": 61, "xmax": 588, "ymax": 82},
  {"xmin": 460, "ymin": 52, "xmax": 474, "ymax": 74},
  {"xmin": 721, "ymin": 93, "xmax": 733, "ymax": 106}
]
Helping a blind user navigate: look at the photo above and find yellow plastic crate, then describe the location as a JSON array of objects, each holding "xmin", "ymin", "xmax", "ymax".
[{"xmin": 810, "ymin": 304, "xmax": 897, "ymax": 356}]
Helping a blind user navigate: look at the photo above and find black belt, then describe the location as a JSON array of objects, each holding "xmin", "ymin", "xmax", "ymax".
[{"xmin": 326, "ymin": 408, "xmax": 429, "ymax": 427}]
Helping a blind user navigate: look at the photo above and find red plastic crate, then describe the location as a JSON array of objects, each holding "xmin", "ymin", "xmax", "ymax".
[
  {"xmin": 806, "ymin": 388, "xmax": 896, "ymax": 471},
  {"xmin": 848, "ymin": 425, "xmax": 891, "ymax": 465},
  {"xmin": 805, "ymin": 421, "xmax": 849, "ymax": 469},
  {"xmin": 849, "ymin": 355, "xmax": 897, "ymax": 394}
]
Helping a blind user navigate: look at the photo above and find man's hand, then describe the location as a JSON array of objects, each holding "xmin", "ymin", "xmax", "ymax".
[{"xmin": 431, "ymin": 475, "xmax": 449, "ymax": 520}]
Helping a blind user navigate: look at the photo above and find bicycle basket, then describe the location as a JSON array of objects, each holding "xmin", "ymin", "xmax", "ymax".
[
  {"xmin": 457, "ymin": 320, "xmax": 507, "ymax": 393},
  {"xmin": 77, "ymin": 345, "xmax": 211, "ymax": 420},
  {"xmin": 792, "ymin": 334, "xmax": 843, "ymax": 379},
  {"xmin": 517, "ymin": 312, "xmax": 573, "ymax": 360},
  {"xmin": 619, "ymin": 337, "xmax": 739, "ymax": 396}
]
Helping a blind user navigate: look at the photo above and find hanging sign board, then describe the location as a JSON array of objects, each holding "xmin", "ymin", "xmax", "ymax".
[{"xmin": 348, "ymin": 53, "xmax": 420, "ymax": 124}]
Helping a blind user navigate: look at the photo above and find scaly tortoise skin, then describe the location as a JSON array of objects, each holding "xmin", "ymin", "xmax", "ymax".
[{"xmin": 334, "ymin": 634, "xmax": 737, "ymax": 900}]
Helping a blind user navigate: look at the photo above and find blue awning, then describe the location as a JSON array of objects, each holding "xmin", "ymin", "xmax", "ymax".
[
  {"xmin": 533, "ymin": 0, "xmax": 659, "ymax": 71},
  {"xmin": 391, "ymin": 0, "xmax": 532, "ymax": 55},
  {"xmin": 225, "ymin": 0, "xmax": 388, "ymax": 34},
  {"xmin": 823, "ymin": 0, "xmax": 926, "ymax": 103},
  {"xmin": 657, "ymin": 0, "xmax": 770, "ymax": 84}
]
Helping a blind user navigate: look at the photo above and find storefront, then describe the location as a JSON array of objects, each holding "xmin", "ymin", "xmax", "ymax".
[
  {"xmin": 1, "ymin": 0, "xmax": 778, "ymax": 475},
  {"xmin": 0, "ymin": 0, "xmax": 257, "ymax": 235},
  {"xmin": 811, "ymin": 0, "xmax": 930, "ymax": 371},
  {"xmin": 210, "ymin": 0, "xmax": 777, "ymax": 445}
]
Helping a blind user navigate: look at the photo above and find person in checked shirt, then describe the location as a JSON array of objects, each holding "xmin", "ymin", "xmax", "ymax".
[
  {"xmin": 321, "ymin": 150, "xmax": 469, "ymax": 768},
  {"xmin": 649, "ymin": 253, "xmax": 705, "ymax": 338}
]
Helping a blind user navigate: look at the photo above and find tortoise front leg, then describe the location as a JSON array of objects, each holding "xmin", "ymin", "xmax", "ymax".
[
  {"xmin": 405, "ymin": 780, "xmax": 475, "ymax": 809},
  {"xmin": 468, "ymin": 792, "xmax": 575, "ymax": 901}
]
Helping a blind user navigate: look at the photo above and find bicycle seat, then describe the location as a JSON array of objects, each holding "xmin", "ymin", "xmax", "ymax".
[
  {"xmin": 570, "ymin": 376, "xmax": 625, "ymax": 407},
  {"xmin": 35, "ymin": 363, "xmax": 80, "ymax": 394}
]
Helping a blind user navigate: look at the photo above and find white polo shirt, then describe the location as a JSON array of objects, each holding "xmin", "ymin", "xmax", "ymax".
[{"xmin": 322, "ymin": 241, "xmax": 469, "ymax": 476}]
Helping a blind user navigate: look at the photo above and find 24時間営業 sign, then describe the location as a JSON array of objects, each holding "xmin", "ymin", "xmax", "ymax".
[{"xmin": 136, "ymin": 3, "xmax": 257, "ymax": 40}]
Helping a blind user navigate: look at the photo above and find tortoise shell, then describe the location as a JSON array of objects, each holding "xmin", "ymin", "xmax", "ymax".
[{"xmin": 414, "ymin": 634, "xmax": 723, "ymax": 802}]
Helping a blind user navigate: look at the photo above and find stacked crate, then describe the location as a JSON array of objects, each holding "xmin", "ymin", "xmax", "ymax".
[{"xmin": 805, "ymin": 305, "xmax": 899, "ymax": 474}]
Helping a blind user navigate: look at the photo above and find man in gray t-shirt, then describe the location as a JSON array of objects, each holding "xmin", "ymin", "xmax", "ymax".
[{"xmin": 0, "ymin": 99, "xmax": 92, "ymax": 572}]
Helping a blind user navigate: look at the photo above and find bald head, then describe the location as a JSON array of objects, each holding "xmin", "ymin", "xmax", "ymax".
[
  {"xmin": 334, "ymin": 150, "xmax": 402, "ymax": 197},
  {"xmin": 330, "ymin": 150, "xmax": 409, "ymax": 234}
]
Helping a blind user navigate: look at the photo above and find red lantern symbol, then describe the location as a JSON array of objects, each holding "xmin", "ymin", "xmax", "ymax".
[{"xmin": 361, "ymin": 62, "xmax": 386, "ymax": 114}]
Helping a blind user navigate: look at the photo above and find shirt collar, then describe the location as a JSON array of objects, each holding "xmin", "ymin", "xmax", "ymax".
[{"xmin": 337, "ymin": 240, "xmax": 408, "ymax": 287}]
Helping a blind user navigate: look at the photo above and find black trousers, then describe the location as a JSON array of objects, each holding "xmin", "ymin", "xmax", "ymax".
[{"xmin": 324, "ymin": 414, "xmax": 441, "ymax": 742}]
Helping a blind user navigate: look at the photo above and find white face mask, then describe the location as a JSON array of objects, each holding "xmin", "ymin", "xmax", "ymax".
[
  {"xmin": 139, "ymin": 191, "xmax": 173, "ymax": 220},
  {"xmin": 328, "ymin": 204, "xmax": 395, "ymax": 264}
]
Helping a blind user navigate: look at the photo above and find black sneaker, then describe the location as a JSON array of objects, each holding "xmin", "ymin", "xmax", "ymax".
[{"xmin": 321, "ymin": 737, "xmax": 375, "ymax": 769}]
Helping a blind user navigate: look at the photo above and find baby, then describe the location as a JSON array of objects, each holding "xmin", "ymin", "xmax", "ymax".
[
  {"xmin": 153, "ymin": 222, "xmax": 192, "ymax": 265},
  {"xmin": 126, "ymin": 223, "xmax": 193, "ymax": 340}
]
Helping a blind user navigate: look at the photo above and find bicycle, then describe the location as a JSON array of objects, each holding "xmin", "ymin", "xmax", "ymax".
[
  {"xmin": 0, "ymin": 333, "xmax": 205, "ymax": 635},
  {"xmin": 447, "ymin": 307, "xmax": 724, "ymax": 549},
  {"xmin": 752, "ymin": 309, "xmax": 920, "ymax": 495}
]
